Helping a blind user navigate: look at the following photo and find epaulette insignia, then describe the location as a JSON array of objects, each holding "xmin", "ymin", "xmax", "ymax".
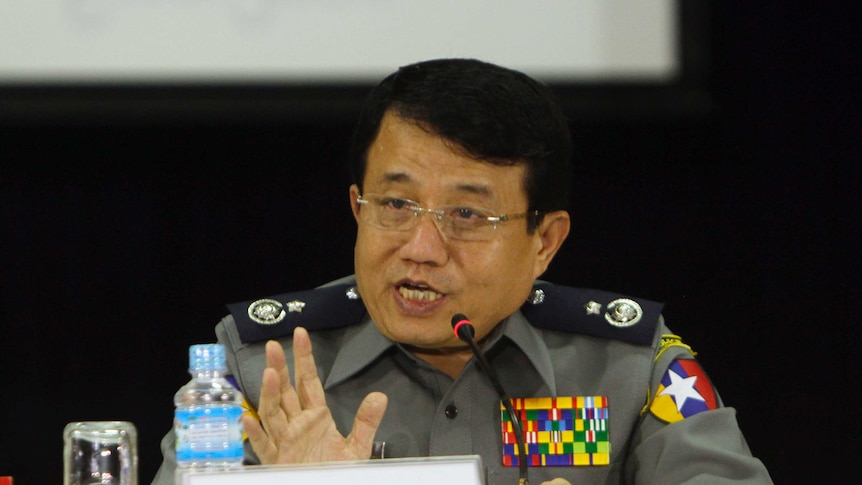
[
  {"xmin": 226, "ymin": 283, "xmax": 367, "ymax": 344},
  {"xmin": 520, "ymin": 284, "xmax": 663, "ymax": 346}
]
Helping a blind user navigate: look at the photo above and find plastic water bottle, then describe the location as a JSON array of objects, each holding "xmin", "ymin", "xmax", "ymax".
[{"xmin": 174, "ymin": 344, "xmax": 245, "ymax": 469}]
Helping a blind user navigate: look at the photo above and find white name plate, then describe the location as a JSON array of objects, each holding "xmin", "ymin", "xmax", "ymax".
[{"xmin": 177, "ymin": 455, "xmax": 485, "ymax": 485}]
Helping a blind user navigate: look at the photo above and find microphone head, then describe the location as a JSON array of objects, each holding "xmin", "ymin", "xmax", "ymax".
[{"xmin": 451, "ymin": 313, "xmax": 475, "ymax": 341}]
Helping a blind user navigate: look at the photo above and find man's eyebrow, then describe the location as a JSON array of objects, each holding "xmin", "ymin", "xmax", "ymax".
[
  {"xmin": 452, "ymin": 183, "xmax": 493, "ymax": 197},
  {"xmin": 374, "ymin": 173, "xmax": 494, "ymax": 198},
  {"xmin": 377, "ymin": 172, "xmax": 414, "ymax": 186}
]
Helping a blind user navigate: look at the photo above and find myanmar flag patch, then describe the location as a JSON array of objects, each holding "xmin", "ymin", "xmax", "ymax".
[{"xmin": 650, "ymin": 359, "xmax": 718, "ymax": 423}]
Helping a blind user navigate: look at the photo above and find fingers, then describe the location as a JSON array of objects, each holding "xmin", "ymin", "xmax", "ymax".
[
  {"xmin": 264, "ymin": 340, "xmax": 303, "ymax": 419},
  {"xmin": 256, "ymin": 338, "xmax": 303, "ymax": 455},
  {"xmin": 254, "ymin": 367, "xmax": 292, "ymax": 452},
  {"xmin": 347, "ymin": 391, "xmax": 388, "ymax": 454},
  {"xmin": 254, "ymin": 331, "xmax": 326, "ymax": 454},
  {"xmin": 249, "ymin": 332, "xmax": 389, "ymax": 465},
  {"xmin": 292, "ymin": 327, "xmax": 328, "ymax": 409},
  {"xmin": 265, "ymin": 340, "xmax": 292, "ymax": 400},
  {"xmin": 243, "ymin": 414, "xmax": 277, "ymax": 464}
]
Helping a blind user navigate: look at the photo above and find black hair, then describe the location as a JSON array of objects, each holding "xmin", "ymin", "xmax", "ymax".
[{"xmin": 347, "ymin": 58, "xmax": 573, "ymax": 231}]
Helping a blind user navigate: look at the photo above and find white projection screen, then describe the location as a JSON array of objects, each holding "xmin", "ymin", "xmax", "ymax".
[{"xmin": 0, "ymin": 0, "xmax": 710, "ymax": 121}]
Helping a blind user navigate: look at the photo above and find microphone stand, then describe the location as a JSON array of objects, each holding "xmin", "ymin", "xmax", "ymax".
[{"xmin": 453, "ymin": 314, "xmax": 530, "ymax": 485}]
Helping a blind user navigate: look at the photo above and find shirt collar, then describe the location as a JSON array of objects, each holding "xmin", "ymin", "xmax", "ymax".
[
  {"xmin": 324, "ymin": 315, "xmax": 396, "ymax": 390},
  {"xmin": 323, "ymin": 310, "xmax": 557, "ymax": 395},
  {"xmin": 492, "ymin": 311, "xmax": 558, "ymax": 395}
]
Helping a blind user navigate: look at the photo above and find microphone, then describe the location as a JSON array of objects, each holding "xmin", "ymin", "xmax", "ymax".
[{"xmin": 451, "ymin": 313, "xmax": 529, "ymax": 485}]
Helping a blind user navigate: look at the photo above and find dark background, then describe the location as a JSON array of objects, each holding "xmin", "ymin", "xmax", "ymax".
[{"xmin": 1, "ymin": 4, "xmax": 857, "ymax": 483}]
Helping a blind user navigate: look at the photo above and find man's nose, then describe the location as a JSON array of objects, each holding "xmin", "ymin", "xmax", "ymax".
[{"xmin": 398, "ymin": 211, "xmax": 450, "ymax": 265}]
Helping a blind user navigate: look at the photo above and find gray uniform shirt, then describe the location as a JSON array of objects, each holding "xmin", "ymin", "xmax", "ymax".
[{"xmin": 152, "ymin": 280, "xmax": 772, "ymax": 484}]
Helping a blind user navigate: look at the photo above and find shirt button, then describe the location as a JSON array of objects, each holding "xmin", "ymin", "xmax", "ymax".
[{"xmin": 444, "ymin": 404, "xmax": 458, "ymax": 419}]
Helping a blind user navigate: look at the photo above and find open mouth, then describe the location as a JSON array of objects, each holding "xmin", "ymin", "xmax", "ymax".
[{"xmin": 398, "ymin": 282, "xmax": 444, "ymax": 302}]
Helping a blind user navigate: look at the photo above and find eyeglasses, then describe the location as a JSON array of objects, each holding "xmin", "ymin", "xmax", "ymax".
[{"xmin": 356, "ymin": 193, "xmax": 537, "ymax": 241}]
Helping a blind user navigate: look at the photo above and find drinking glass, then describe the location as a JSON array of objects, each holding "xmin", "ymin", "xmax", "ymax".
[{"xmin": 63, "ymin": 421, "xmax": 137, "ymax": 485}]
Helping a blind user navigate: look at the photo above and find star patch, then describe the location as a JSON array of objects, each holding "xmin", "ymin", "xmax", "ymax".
[
  {"xmin": 650, "ymin": 359, "xmax": 718, "ymax": 423},
  {"xmin": 287, "ymin": 300, "xmax": 306, "ymax": 313},
  {"xmin": 584, "ymin": 301, "xmax": 602, "ymax": 315}
]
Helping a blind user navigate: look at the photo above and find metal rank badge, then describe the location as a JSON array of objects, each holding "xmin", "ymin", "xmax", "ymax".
[
  {"xmin": 248, "ymin": 298, "xmax": 286, "ymax": 325},
  {"xmin": 501, "ymin": 396, "xmax": 610, "ymax": 467},
  {"xmin": 604, "ymin": 298, "xmax": 643, "ymax": 327}
]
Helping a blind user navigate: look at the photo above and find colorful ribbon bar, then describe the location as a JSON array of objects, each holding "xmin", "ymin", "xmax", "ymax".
[{"xmin": 501, "ymin": 396, "xmax": 610, "ymax": 467}]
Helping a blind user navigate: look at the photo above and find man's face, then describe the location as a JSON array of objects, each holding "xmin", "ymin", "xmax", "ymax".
[{"xmin": 350, "ymin": 112, "xmax": 565, "ymax": 349}]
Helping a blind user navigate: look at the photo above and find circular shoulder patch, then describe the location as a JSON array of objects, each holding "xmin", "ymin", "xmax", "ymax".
[
  {"xmin": 248, "ymin": 298, "xmax": 286, "ymax": 325},
  {"xmin": 604, "ymin": 298, "xmax": 643, "ymax": 327}
]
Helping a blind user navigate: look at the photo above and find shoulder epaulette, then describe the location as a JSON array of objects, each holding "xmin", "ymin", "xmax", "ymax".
[
  {"xmin": 520, "ymin": 283, "xmax": 663, "ymax": 346},
  {"xmin": 226, "ymin": 283, "xmax": 367, "ymax": 344}
]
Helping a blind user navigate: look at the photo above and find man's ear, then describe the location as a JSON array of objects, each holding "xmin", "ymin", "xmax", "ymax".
[
  {"xmin": 349, "ymin": 184, "xmax": 361, "ymax": 223},
  {"xmin": 532, "ymin": 210, "xmax": 571, "ymax": 279}
]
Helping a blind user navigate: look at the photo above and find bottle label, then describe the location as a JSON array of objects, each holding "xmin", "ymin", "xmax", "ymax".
[{"xmin": 175, "ymin": 405, "xmax": 244, "ymax": 462}]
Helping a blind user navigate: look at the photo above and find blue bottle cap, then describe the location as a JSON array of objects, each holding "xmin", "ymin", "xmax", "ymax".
[{"xmin": 188, "ymin": 344, "xmax": 226, "ymax": 372}]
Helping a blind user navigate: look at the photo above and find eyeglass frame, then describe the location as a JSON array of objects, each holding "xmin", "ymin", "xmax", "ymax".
[{"xmin": 355, "ymin": 193, "xmax": 539, "ymax": 241}]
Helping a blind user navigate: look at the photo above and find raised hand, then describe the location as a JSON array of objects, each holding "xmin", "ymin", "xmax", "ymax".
[{"xmin": 243, "ymin": 327, "xmax": 388, "ymax": 464}]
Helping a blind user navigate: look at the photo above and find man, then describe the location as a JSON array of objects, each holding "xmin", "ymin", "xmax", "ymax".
[{"xmin": 152, "ymin": 58, "xmax": 772, "ymax": 484}]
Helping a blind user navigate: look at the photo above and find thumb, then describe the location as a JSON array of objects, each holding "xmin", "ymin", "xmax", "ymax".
[{"xmin": 347, "ymin": 391, "xmax": 388, "ymax": 456}]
